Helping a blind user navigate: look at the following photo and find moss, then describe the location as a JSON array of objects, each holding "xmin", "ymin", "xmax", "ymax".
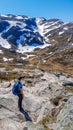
[
  {"xmin": 64, "ymin": 86, "xmax": 73, "ymax": 93},
  {"xmin": 41, "ymin": 114, "xmax": 58, "ymax": 130}
]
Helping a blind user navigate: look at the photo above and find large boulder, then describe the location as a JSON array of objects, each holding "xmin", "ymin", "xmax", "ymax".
[
  {"xmin": 0, "ymin": 97, "xmax": 26, "ymax": 130},
  {"xmin": 56, "ymin": 96, "xmax": 73, "ymax": 130}
]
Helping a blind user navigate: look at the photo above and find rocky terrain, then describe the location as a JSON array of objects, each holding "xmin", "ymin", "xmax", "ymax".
[
  {"xmin": 0, "ymin": 70, "xmax": 73, "ymax": 130},
  {"xmin": 0, "ymin": 14, "xmax": 73, "ymax": 130}
]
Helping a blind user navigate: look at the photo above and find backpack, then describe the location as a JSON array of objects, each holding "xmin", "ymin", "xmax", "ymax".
[{"xmin": 12, "ymin": 82, "xmax": 19, "ymax": 95}]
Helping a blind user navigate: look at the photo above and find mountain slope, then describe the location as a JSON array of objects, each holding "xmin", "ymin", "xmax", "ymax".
[{"xmin": 0, "ymin": 14, "xmax": 73, "ymax": 75}]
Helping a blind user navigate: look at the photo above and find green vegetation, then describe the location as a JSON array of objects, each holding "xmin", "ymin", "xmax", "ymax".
[
  {"xmin": 41, "ymin": 114, "xmax": 56, "ymax": 130},
  {"xmin": 64, "ymin": 86, "xmax": 73, "ymax": 93},
  {"xmin": 0, "ymin": 72, "xmax": 18, "ymax": 81}
]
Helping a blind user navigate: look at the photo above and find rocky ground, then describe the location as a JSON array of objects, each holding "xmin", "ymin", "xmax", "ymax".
[{"xmin": 0, "ymin": 69, "xmax": 73, "ymax": 130}]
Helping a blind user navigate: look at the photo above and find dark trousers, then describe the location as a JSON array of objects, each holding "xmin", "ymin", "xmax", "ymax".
[
  {"xmin": 18, "ymin": 94, "xmax": 32, "ymax": 122},
  {"xmin": 18, "ymin": 94, "xmax": 23, "ymax": 111}
]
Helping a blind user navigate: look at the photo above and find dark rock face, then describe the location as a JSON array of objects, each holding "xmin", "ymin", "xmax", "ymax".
[{"xmin": 0, "ymin": 20, "xmax": 10, "ymax": 33}]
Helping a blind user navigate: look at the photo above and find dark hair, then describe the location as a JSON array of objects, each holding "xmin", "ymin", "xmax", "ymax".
[{"xmin": 18, "ymin": 76, "xmax": 25, "ymax": 80}]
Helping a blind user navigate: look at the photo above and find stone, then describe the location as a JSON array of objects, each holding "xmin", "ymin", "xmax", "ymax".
[
  {"xmin": 56, "ymin": 96, "xmax": 73, "ymax": 130},
  {"xmin": 23, "ymin": 122, "xmax": 45, "ymax": 130}
]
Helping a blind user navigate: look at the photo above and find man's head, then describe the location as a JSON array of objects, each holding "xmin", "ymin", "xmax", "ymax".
[{"xmin": 18, "ymin": 76, "xmax": 25, "ymax": 81}]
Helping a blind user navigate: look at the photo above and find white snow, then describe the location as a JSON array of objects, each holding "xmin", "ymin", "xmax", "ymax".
[
  {"xmin": 0, "ymin": 50, "xmax": 3, "ymax": 54},
  {"xmin": 8, "ymin": 21, "xmax": 18, "ymax": 27},
  {"xmin": 0, "ymin": 14, "xmax": 8, "ymax": 17},
  {"xmin": 8, "ymin": 20, "xmax": 26, "ymax": 29},
  {"xmin": 36, "ymin": 18, "xmax": 45, "ymax": 36},
  {"xmin": 3, "ymin": 57, "xmax": 13, "ymax": 62},
  {"xmin": 21, "ymin": 55, "xmax": 35, "ymax": 60},
  {"xmin": 49, "ymin": 52, "xmax": 53, "ymax": 54},
  {"xmin": 3, "ymin": 57, "xmax": 8, "ymax": 62},
  {"xmin": 48, "ymin": 34, "xmax": 52, "ymax": 37},
  {"xmin": 44, "ymin": 25, "xmax": 62, "ymax": 34},
  {"xmin": 36, "ymin": 19, "xmax": 63, "ymax": 36},
  {"xmin": 36, "ymin": 24, "xmax": 44, "ymax": 36},
  {"xmin": 8, "ymin": 58, "xmax": 13, "ymax": 61},
  {"xmin": 0, "ymin": 35, "xmax": 11, "ymax": 49},
  {"xmin": 16, "ymin": 16, "xmax": 23, "ymax": 19},
  {"xmin": 59, "ymin": 31, "xmax": 64, "ymax": 35},
  {"xmin": 72, "ymin": 43, "xmax": 73, "ymax": 46},
  {"xmin": 64, "ymin": 27, "xmax": 68, "ymax": 30},
  {"xmin": 17, "ymin": 43, "xmax": 51, "ymax": 54}
]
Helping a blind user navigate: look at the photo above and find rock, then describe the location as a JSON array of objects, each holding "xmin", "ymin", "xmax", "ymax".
[
  {"xmin": 23, "ymin": 122, "xmax": 45, "ymax": 130},
  {"xmin": 0, "ymin": 97, "xmax": 26, "ymax": 130},
  {"xmin": 0, "ymin": 72, "xmax": 73, "ymax": 130},
  {"xmin": 62, "ymin": 81, "xmax": 73, "ymax": 86},
  {"xmin": 0, "ymin": 118, "xmax": 26, "ymax": 130},
  {"xmin": 54, "ymin": 72, "xmax": 62, "ymax": 78},
  {"xmin": 56, "ymin": 96, "xmax": 73, "ymax": 130}
]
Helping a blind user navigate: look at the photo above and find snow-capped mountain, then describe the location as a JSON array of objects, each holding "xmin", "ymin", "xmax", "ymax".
[
  {"xmin": 0, "ymin": 14, "xmax": 46, "ymax": 53},
  {"xmin": 0, "ymin": 14, "xmax": 73, "ymax": 54},
  {"xmin": 0, "ymin": 14, "xmax": 73, "ymax": 78}
]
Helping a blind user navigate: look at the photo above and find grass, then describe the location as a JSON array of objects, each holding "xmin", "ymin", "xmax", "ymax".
[
  {"xmin": 0, "ymin": 72, "xmax": 19, "ymax": 81},
  {"xmin": 41, "ymin": 115, "xmax": 56, "ymax": 130},
  {"xmin": 64, "ymin": 86, "xmax": 73, "ymax": 93}
]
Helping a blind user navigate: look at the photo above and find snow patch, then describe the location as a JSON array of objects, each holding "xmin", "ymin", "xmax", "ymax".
[
  {"xmin": 3, "ymin": 57, "xmax": 8, "ymax": 62},
  {"xmin": 17, "ymin": 43, "xmax": 51, "ymax": 53},
  {"xmin": 8, "ymin": 20, "xmax": 26, "ymax": 29},
  {"xmin": 0, "ymin": 14, "xmax": 8, "ymax": 17},
  {"xmin": 59, "ymin": 31, "xmax": 64, "ymax": 35},
  {"xmin": 3, "ymin": 57, "xmax": 13, "ymax": 62},
  {"xmin": 0, "ymin": 50, "xmax": 3, "ymax": 54},
  {"xmin": 49, "ymin": 52, "xmax": 53, "ymax": 54},
  {"xmin": 64, "ymin": 27, "xmax": 68, "ymax": 30},
  {"xmin": 16, "ymin": 16, "xmax": 23, "ymax": 19},
  {"xmin": 0, "ymin": 35, "xmax": 11, "ymax": 49},
  {"xmin": 36, "ymin": 18, "xmax": 45, "ymax": 36},
  {"xmin": 21, "ymin": 55, "xmax": 35, "ymax": 60}
]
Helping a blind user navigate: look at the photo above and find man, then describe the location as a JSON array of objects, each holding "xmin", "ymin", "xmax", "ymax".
[
  {"xmin": 17, "ymin": 76, "xmax": 24, "ymax": 111},
  {"xmin": 16, "ymin": 76, "xmax": 32, "ymax": 122}
]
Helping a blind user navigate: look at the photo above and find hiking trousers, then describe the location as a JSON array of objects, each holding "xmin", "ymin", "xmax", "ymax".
[
  {"xmin": 18, "ymin": 94, "xmax": 23, "ymax": 111},
  {"xmin": 18, "ymin": 94, "xmax": 32, "ymax": 121}
]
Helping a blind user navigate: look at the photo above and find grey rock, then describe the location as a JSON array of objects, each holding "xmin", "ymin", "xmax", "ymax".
[
  {"xmin": 62, "ymin": 81, "xmax": 73, "ymax": 86},
  {"xmin": 56, "ymin": 96, "xmax": 73, "ymax": 130},
  {"xmin": 23, "ymin": 122, "xmax": 45, "ymax": 130}
]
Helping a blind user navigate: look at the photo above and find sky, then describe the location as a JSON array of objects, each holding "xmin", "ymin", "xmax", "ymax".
[{"xmin": 0, "ymin": 0, "xmax": 73, "ymax": 22}]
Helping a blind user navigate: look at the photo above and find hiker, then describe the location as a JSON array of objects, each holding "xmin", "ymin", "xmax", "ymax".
[{"xmin": 12, "ymin": 76, "xmax": 32, "ymax": 122}]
